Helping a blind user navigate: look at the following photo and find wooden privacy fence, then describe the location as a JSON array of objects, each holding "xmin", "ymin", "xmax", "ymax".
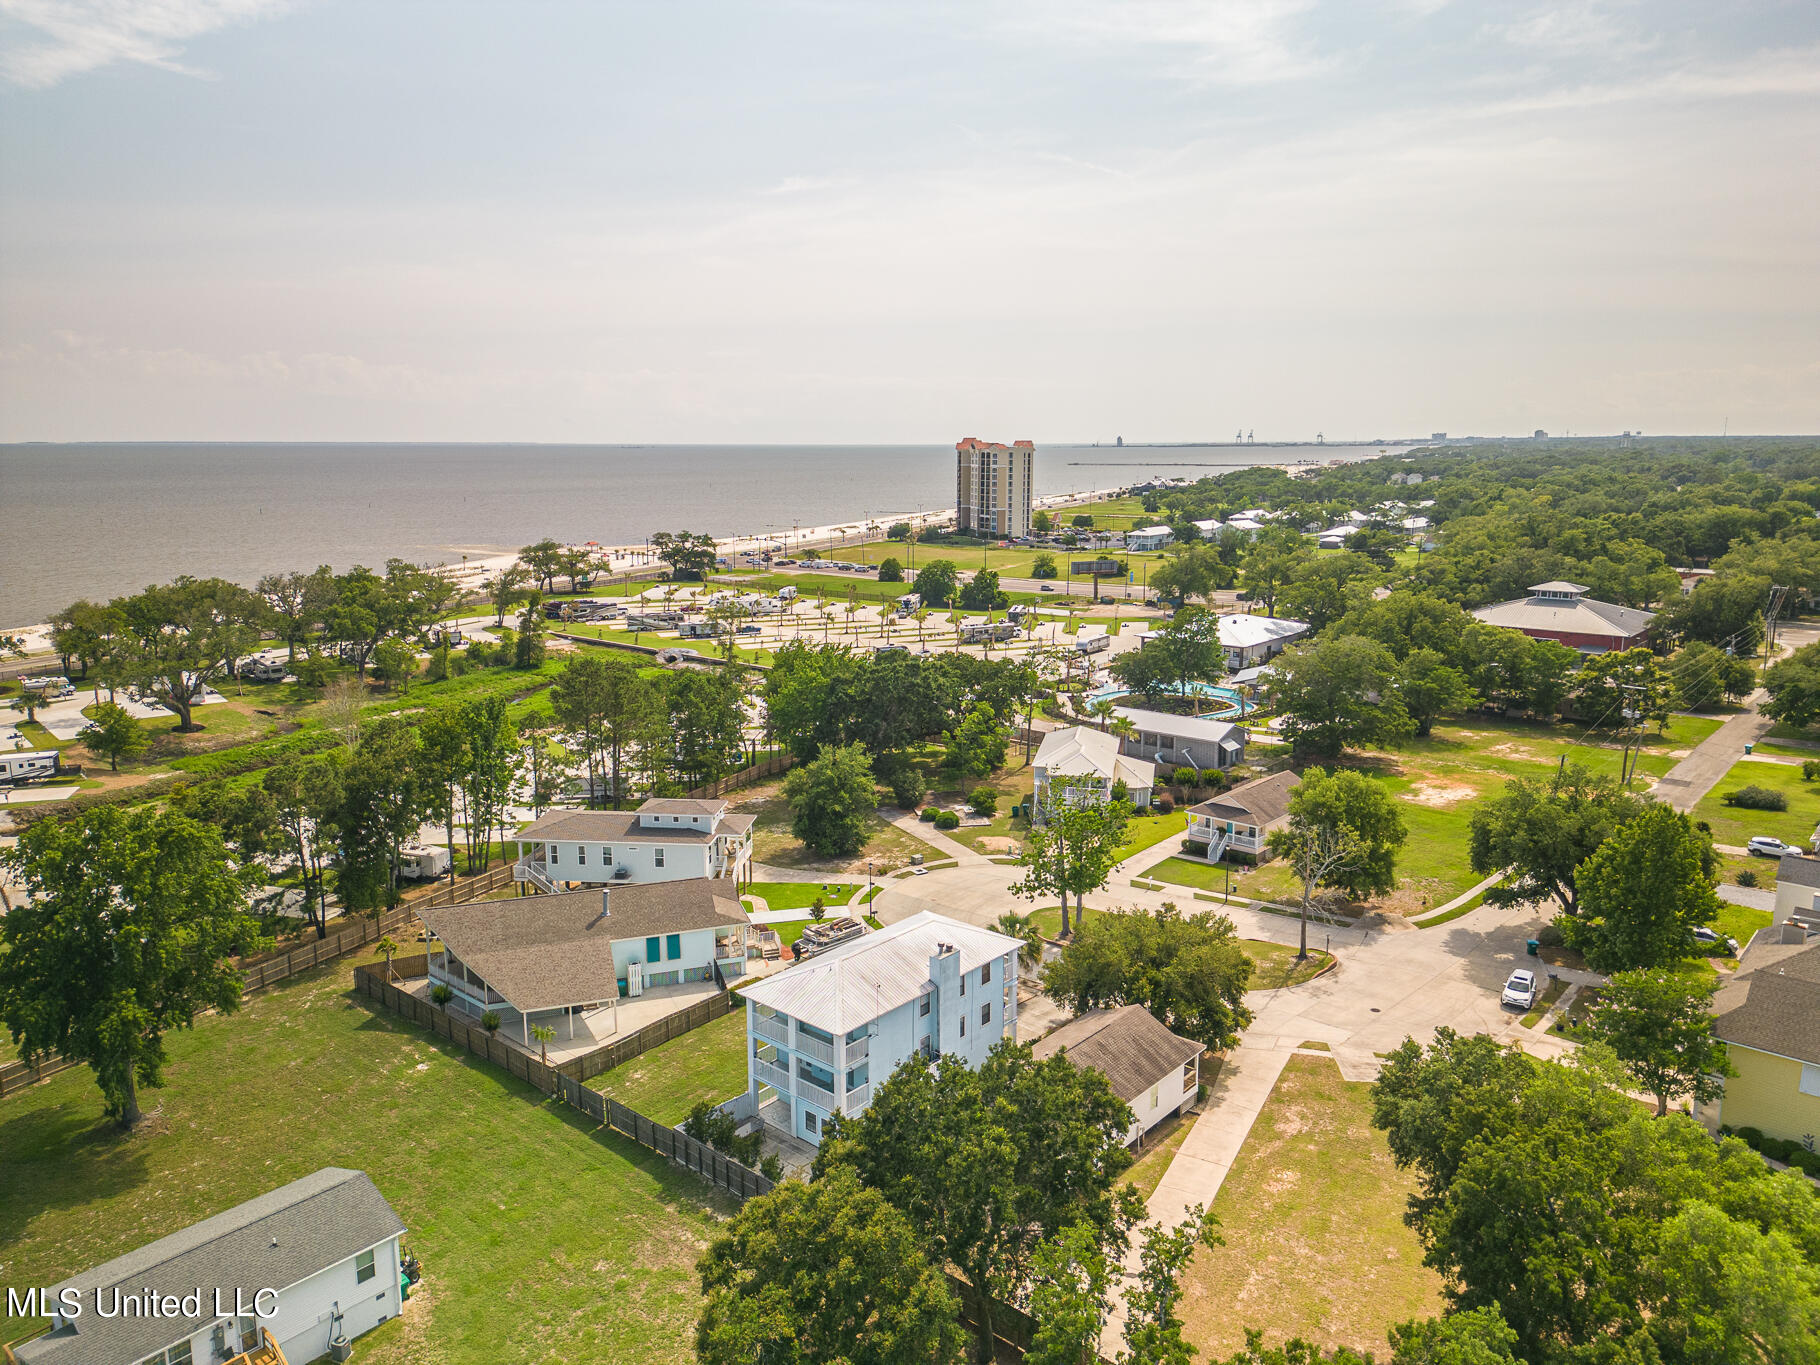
[
  {"xmin": 0, "ymin": 1053, "xmax": 80, "ymax": 1098},
  {"xmin": 353, "ymin": 962, "xmax": 771, "ymax": 1203},
  {"xmin": 686, "ymin": 749, "xmax": 792, "ymax": 800},
  {"xmin": 559, "ymin": 990, "xmax": 739, "ymax": 1082}
]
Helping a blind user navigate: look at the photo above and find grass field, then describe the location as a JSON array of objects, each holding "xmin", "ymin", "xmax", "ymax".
[
  {"xmin": 1715, "ymin": 901, "xmax": 1774, "ymax": 946},
  {"xmin": 736, "ymin": 778, "xmax": 928, "ymax": 874},
  {"xmin": 1177, "ymin": 1056, "xmax": 1441, "ymax": 1359},
  {"xmin": 0, "ymin": 956, "xmax": 729, "ymax": 1365},
  {"xmin": 1244, "ymin": 942, "xmax": 1335, "ymax": 989},
  {"xmin": 742, "ymin": 881, "xmax": 860, "ymax": 910},
  {"xmin": 1116, "ymin": 809, "xmax": 1190, "ymax": 863},
  {"xmin": 1124, "ymin": 1109, "xmax": 1198, "ymax": 1200},
  {"xmin": 585, "ymin": 1008, "xmax": 749, "ymax": 1125},
  {"xmin": 1690, "ymin": 759, "xmax": 1820, "ymax": 849}
]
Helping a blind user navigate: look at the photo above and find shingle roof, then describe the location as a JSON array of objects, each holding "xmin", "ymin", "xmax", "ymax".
[
  {"xmin": 640, "ymin": 798, "xmax": 728, "ymax": 816},
  {"xmin": 1469, "ymin": 592, "xmax": 1654, "ymax": 641},
  {"xmin": 17, "ymin": 1169, "xmax": 403, "ymax": 1365},
  {"xmin": 1714, "ymin": 940, "xmax": 1820, "ymax": 1063},
  {"xmin": 739, "ymin": 910, "xmax": 1024, "ymax": 1034},
  {"xmin": 1034, "ymin": 726, "xmax": 1156, "ymax": 791},
  {"xmin": 420, "ymin": 880, "xmax": 744, "ymax": 1010},
  {"xmin": 1031, "ymin": 1005, "xmax": 1202, "ymax": 1103},
  {"xmin": 1780, "ymin": 853, "xmax": 1820, "ymax": 889},
  {"xmin": 1189, "ymin": 770, "xmax": 1301, "ymax": 825}
]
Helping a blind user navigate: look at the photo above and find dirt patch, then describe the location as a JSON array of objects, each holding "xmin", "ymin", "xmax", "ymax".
[
  {"xmin": 978, "ymin": 836, "xmax": 1019, "ymax": 854},
  {"xmin": 1485, "ymin": 742, "xmax": 1541, "ymax": 761},
  {"xmin": 1404, "ymin": 780, "xmax": 1477, "ymax": 808}
]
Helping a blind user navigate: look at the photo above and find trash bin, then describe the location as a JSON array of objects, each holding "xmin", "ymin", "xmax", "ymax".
[
  {"xmin": 1745, "ymin": 742, "xmax": 1755, "ymax": 754},
  {"xmin": 1526, "ymin": 939, "xmax": 1540, "ymax": 957}
]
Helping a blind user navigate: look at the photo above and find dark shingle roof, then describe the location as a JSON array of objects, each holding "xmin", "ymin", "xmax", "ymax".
[
  {"xmin": 1031, "ymin": 1005, "xmax": 1202, "ymax": 1103},
  {"xmin": 419, "ymin": 879, "xmax": 745, "ymax": 1010},
  {"xmin": 1713, "ymin": 940, "xmax": 1820, "ymax": 1063},
  {"xmin": 16, "ymin": 1169, "xmax": 403, "ymax": 1365},
  {"xmin": 1780, "ymin": 853, "xmax": 1820, "ymax": 890},
  {"xmin": 1189, "ymin": 770, "xmax": 1301, "ymax": 826}
]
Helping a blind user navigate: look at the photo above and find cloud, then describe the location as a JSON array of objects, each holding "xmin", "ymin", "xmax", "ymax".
[
  {"xmin": 979, "ymin": 0, "xmax": 1335, "ymax": 85},
  {"xmin": 0, "ymin": 0, "xmax": 290, "ymax": 89}
]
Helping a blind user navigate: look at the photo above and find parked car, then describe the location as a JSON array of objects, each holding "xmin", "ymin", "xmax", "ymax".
[
  {"xmin": 1747, "ymin": 836, "xmax": 1804, "ymax": 857},
  {"xmin": 1040, "ymin": 584, "xmax": 1055, "ymax": 592},
  {"xmin": 1500, "ymin": 969, "xmax": 1540, "ymax": 1009},
  {"xmin": 1693, "ymin": 926, "xmax": 1741, "ymax": 955},
  {"xmin": 736, "ymin": 624, "xmax": 763, "ymax": 635}
]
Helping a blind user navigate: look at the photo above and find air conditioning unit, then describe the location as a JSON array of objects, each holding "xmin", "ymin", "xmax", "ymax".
[{"xmin": 613, "ymin": 865, "xmax": 632, "ymax": 880}]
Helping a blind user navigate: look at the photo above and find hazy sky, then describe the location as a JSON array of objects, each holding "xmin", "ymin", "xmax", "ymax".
[{"xmin": 2, "ymin": 0, "xmax": 1816, "ymax": 443}]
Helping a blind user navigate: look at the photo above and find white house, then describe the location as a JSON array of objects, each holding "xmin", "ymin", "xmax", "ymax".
[
  {"xmin": 513, "ymin": 797, "xmax": 755, "ymax": 893},
  {"xmin": 1033, "ymin": 725, "xmax": 1156, "ymax": 816},
  {"xmin": 1776, "ymin": 854, "xmax": 1820, "ymax": 921},
  {"xmin": 1113, "ymin": 705, "xmax": 1246, "ymax": 772},
  {"xmin": 1032, "ymin": 1004, "xmax": 1202, "ymax": 1145},
  {"xmin": 421, "ymin": 879, "xmax": 749, "ymax": 1045},
  {"xmin": 1184, "ymin": 770, "xmax": 1301, "ymax": 864},
  {"xmin": 739, "ymin": 910, "xmax": 1025, "ymax": 1145},
  {"xmin": 14, "ymin": 1168, "xmax": 405, "ymax": 1365},
  {"xmin": 1222, "ymin": 516, "xmax": 1266, "ymax": 538},
  {"xmin": 1317, "ymin": 526, "xmax": 1352, "ymax": 550},
  {"xmin": 1216, "ymin": 613, "xmax": 1309, "ymax": 669},
  {"xmin": 1126, "ymin": 525, "xmax": 1175, "ymax": 552}
]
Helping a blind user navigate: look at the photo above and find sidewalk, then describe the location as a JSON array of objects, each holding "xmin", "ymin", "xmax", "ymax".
[{"xmin": 1652, "ymin": 695, "xmax": 1774, "ymax": 812}]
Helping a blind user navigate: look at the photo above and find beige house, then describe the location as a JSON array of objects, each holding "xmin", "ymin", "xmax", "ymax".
[
  {"xmin": 1184, "ymin": 770, "xmax": 1301, "ymax": 864},
  {"xmin": 1699, "ymin": 927, "xmax": 1820, "ymax": 1142}
]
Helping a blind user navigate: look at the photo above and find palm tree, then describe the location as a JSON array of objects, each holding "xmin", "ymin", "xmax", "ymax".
[
  {"xmin": 375, "ymin": 935, "xmax": 400, "ymax": 983},
  {"xmin": 530, "ymin": 1022, "xmax": 556, "ymax": 1066},
  {"xmin": 995, "ymin": 911, "xmax": 1045, "ymax": 974},
  {"xmin": 1089, "ymin": 698, "xmax": 1118, "ymax": 732}
]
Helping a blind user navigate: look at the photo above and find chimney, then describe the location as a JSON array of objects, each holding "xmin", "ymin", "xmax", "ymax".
[{"xmin": 600, "ymin": 888, "xmax": 611, "ymax": 917}]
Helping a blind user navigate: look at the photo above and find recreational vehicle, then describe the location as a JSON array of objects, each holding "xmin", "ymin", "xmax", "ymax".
[
  {"xmin": 397, "ymin": 844, "xmax": 453, "ymax": 880},
  {"xmin": 1074, "ymin": 630, "xmax": 1111, "ymax": 655},
  {"xmin": 894, "ymin": 592, "xmax": 921, "ymax": 616},
  {"xmin": 0, "ymin": 749, "xmax": 60, "ymax": 785},
  {"xmin": 21, "ymin": 675, "xmax": 73, "ymax": 700}
]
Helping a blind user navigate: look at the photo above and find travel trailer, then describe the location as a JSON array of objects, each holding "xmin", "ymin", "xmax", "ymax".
[
  {"xmin": 0, "ymin": 749, "xmax": 60, "ymax": 785},
  {"xmin": 397, "ymin": 844, "xmax": 453, "ymax": 880}
]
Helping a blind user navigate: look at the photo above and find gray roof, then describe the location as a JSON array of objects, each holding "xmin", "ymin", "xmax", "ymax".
[
  {"xmin": 1714, "ymin": 939, "xmax": 1820, "ymax": 1063},
  {"xmin": 1529, "ymin": 580, "xmax": 1589, "ymax": 593},
  {"xmin": 420, "ymin": 880, "xmax": 744, "ymax": 1010},
  {"xmin": 1031, "ymin": 1005, "xmax": 1202, "ymax": 1103},
  {"xmin": 1780, "ymin": 853, "xmax": 1820, "ymax": 889},
  {"xmin": 1189, "ymin": 770, "xmax": 1301, "ymax": 826},
  {"xmin": 1469, "ymin": 592, "xmax": 1654, "ymax": 642},
  {"xmin": 17, "ymin": 1169, "xmax": 403, "ymax": 1365},
  {"xmin": 1112, "ymin": 706, "xmax": 1241, "ymax": 747},
  {"xmin": 515, "ymin": 807, "xmax": 754, "ymax": 844},
  {"xmin": 639, "ymin": 797, "xmax": 729, "ymax": 816}
]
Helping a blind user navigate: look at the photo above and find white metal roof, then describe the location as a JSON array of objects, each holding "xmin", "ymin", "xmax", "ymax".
[
  {"xmin": 1112, "ymin": 705, "xmax": 1241, "ymax": 746},
  {"xmin": 1035, "ymin": 725, "xmax": 1157, "ymax": 789},
  {"xmin": 739, "ymin": 910, "xmax": 1025, "ymax": 1033},
  {"xmin": 1216, "ymin": 613, "xmax": 1310, "ymax": 650},
  {"xmin": 1131, "ymin": 525, "xmax": 1173, "ymax": 537}
]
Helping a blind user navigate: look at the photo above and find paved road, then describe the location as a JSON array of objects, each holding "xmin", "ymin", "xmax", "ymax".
[{"xmin": 1652, "ymin": 691, "xmax": 1775, "ymax": 812}]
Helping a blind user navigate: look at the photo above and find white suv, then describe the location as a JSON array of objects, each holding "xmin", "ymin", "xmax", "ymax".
[
  {"xmin": 1747, "ymin": 836, "xmax": 1803, "ymax": 858},
  {"xmin": 1501, "ymin": 969, "xmax": 1540, "ymax": 1010}
]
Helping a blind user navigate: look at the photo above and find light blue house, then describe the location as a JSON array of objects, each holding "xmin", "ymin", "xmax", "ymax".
[{"xmin": 737, "ymin": 910, "xmax": 1026, "ymax": 1145}]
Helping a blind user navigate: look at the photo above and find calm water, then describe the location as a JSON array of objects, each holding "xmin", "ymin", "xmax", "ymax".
[{"xmin": 0, "ymin": 443, "xmax": 1398, "ymax": 627}]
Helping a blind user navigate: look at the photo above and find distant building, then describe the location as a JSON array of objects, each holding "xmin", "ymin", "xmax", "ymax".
[
  {"xmin": 1033, "ymin": 1004, "xmax": 1202, "ymax": 1145},
  {"xmin": 1533, "ymin": 429, "xmax": 1548, "ymax": 439},
  {"xmin": 956, "ymin": 437, "xmax": 1035, "ymax": 539},
  {"xmin": 1112, "ymin": 705, "xmax": 1246, "ymax": 772},
  {"xmin": 1216, "ymin": 613, "xmax": 1309, "ymax": 668},
  {"xmin": 1431, "ymin": 432, "xmax": 1447, "ymax": 440},
  {"xmin": 1126, "ymin": 525, "xmax": 1174, "ymax": 552},
  {"xmin": 1469, "ymin": 581, "xmax": 1654, "ymax": 654},
  {"xmin": 15, "ymin": 1168, "xmax": 406, "ymax": 1365},
  {"xmin": 1185, "ymin": 770, "xmax": 1302, "ymax": 864},
  {"xmin": 513, "ymin": 797, "xmax": 755, "ymax": 892},
  {"xmin": 741, "ymin": 910, "xmax": 1024, "ymax": 1145}
]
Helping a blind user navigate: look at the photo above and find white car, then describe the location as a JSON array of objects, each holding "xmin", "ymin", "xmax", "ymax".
[
  {"xmin": 1747, "ymin": 836, "xmax": 1804, "ymax": 858},
  {"xmin": 1501, "ymin": 969, "xmax": 1540, "ymax": 1010}
]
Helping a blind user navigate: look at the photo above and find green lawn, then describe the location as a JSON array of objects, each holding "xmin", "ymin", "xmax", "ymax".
[
  {"xmin": 1244, "ymin": 941, "xmax": 1335, "ymax": 989},
  {"xmin": 1117, "ymin": 809, "xmax": 1190, "ymax": 863},
  {"xmin": 1125, "ymin": 1109, "xmax": 1199, "ymax": 1201},
  {"xmin": 0, "ymin": 957, "xmax": 728, "ymax": 1365},
  {"xmin": 1690, "ymin": 759, "xmax": 1820, "ymax": 849},
  {"xmin": 738, "ymin": 779, "xmax": 928, "ymax": 874},
  {"xmin": 585, "ymin": 1008, "xmax": 749, "ymax": 1125},
  {"xmin": 742, "ymin": 881, "xmax": 860, "ymax": 910},
  {"xmin": 1715, "ymin": 901, "xmax": 1774, "ymax": 946},
  {"xmin": 1177, "ymin": 1056, "xmax": 1441, "ymax": 1359}
]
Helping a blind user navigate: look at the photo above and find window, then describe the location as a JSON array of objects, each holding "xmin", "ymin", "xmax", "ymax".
[
  {"xmin": 804, "ymin": 1110, "xmax": 818, "ymax": 1134},
  {"xmin": 603, "ymin": 847, "xmax": 613, "ymax": 866},
  {"xmin": 960, "ymin": 972, "xmax": 966, "ymax": 996},
  {"xmin": 1802, "ymin": 1064, "xmax": 1820, "ymax": 1098},
  {"xmin": 162, "ymin": 1343, "xmax": 194, "ymax": 1365},
  {"xmin": 549, "ymin": 844, "xmax": 559, "ymax": 864},
  {"xmin": 666, "ymin": 933, "xmax": 682, "ymax": 961},
  {"xmin": 356, "ymin": 1248, "xmax": 377, "ymax": 1284},
  {"xmin": 1149, "ymin": 1084, "xmax": 1159, "ymax": 1108},
  {"xmin": 960, "ymin": 1015, "xmax": 967, "ymax": 1037},
  {"xmin": 980, "ymin": 960, "xmax": 991, "ymax": 985},
  {"xmin": 920, "ymin": 994, "xmax": 931, "ymax": 1017},
  {"xmin": 645, "ymin": 936, "xmax": 661, "ymax": 962},
  {"xmin": 654, "ymin": 847, "xmax": 665, "ymax": 868},
  {"xmin": 577, "ymin": 844, "xmax": 586, "ymax": 865},
  {"xmin": 980, "ymin": 1003, "xmax": 991, "ymax": 1025}
]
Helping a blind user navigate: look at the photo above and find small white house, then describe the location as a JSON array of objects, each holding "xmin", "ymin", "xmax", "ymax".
[
  {"xmin": 1033, "ymin": 726, "xmax": 1155, "ymax": 816},
  {"xmin": 14, "ymin": 1168, "xmax": 405, "ymax": 1365},
  {"xmin": 1126, "ymin": 526, "xmax": 1175, "ymax": 553},
  {"xmin": 1033, "ymin": 1004, "xmax": 1202, "ymax": 1145},
  {"xmin": 739, "ymin": 910, "xmax": 1024, "ymax": 1145},
  {"xmin": 514, "ymin": 797, "xmax": 755, "ymax": 893},
  {"xmin": 1215, "ymin": 613, "xmax": 1309, "ymax": 669}
]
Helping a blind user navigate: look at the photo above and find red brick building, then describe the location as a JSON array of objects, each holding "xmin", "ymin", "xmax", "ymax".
[{"xmin": 1469, "ymin": 581, "xmax": 1654, "ymax": 654}]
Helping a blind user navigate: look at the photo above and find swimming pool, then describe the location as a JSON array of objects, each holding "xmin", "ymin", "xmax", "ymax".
[{"xmin": 1083, "ymin": 681, "xmax": 1252, "ymax": 717}]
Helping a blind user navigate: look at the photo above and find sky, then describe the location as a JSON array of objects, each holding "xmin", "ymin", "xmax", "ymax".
[{"xmin": 1, "ymin": 0, "xmax": 1817, "ymax": 443}]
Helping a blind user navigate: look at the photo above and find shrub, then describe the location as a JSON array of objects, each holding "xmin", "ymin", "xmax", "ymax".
[
  {"xmin": 877, "ymin": 557, "xmax": 904, "ymax": 583},
  {"xmin": 481, "ymin": 1010, "xmax": 501, "ymax": 1033},
  {"xmin": 1735, "ymin": 868, "xmax": 1760, "ymax": 888},
  {"xmin": 934, "ymin": 810, "xmax": 960, "ymax": 830},
  {"xmin": 431, "ymin": 984, "xmax": 454, "ymax": 1006},
  {"xmin": 968, "ymin": 785, "xmax": 999, "ymax": 816},
  {"xmin": 1806, "ymin": 759, "xmax": 1820, "ymax": 781},
  {"xmin": 1723, "ymin": 784, "xmax": 1788, "ymax": 811},
  {"xmin": 1172, "ymin": 766, "xmax": 1201, "ymax": 788},
  {"xmin": 1537, "ymin": 921, "xmax": 1567, "ymax": 948},
  {"xmin": 1156, "ymin": 794, "xmax": 1175, "ymax": 814},
  {"xmin": 465, "ymin": 640, "xmax": 496, "ymax": 668},
  {"xmin": 881, "ymin": 762, "xmax": 925, "ymax": 811},
  {"xmin": 682, "ymin": 1100, "xmax": 764, "ymax": 1166},
  {"xmin": 919, "ymin": 806, "xmax": 939, "ymax": 823},
  {"xmin": 759, "ymin": 1153, "xmax": 784, "ymax": 1183}
]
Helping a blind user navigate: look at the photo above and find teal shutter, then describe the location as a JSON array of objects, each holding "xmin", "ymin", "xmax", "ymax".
[
  {"xmin": 666, "ymin": 934, "xmax": 682, "ymax": 960},
  {"xmin": 645, "ymin": 936, "xmax": 661, "ymax": 962}
]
